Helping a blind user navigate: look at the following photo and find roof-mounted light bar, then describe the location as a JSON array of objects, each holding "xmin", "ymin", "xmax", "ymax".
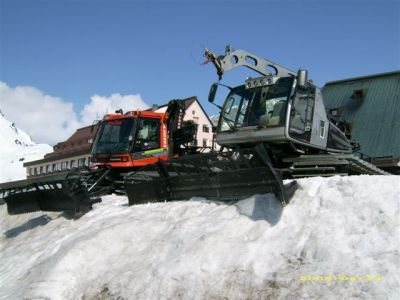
[{"xmin": 245, "ymin": 75, "xmax": 279, "ymax": 89}]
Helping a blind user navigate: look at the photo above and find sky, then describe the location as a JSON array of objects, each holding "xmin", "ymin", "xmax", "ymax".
[{"xmin": 0, "ymin": 0, "xmax": 399, "ymax": 144}]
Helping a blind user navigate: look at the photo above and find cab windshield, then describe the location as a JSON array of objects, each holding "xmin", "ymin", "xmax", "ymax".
[
  {"xmin": 218, "ymin": 77, "xmax": 294, "ymax": 132},
  {"xmin": 92, "ymin": 119, "xmax": 135, "ymax": 154}
]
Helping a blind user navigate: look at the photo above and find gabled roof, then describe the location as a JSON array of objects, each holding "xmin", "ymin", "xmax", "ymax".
[
  {"xmin": 183, "ymin": 96, "xmax": 214, "ymax": 127},
  {"xmin": 45, "ymin": 125, "xmax": 99, "ymax": 158},
  {"xmin": 149, "ymin": 96, "xmax": 214, "ymax": 127},
  {"xmin": 24, "ymin": 124, "xmax": 99, "ymax": 167}
]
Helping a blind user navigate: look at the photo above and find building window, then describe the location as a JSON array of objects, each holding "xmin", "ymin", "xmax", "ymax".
[
  {"xmin": 78, "ymin": 158, "xmax": 85, "ymax": 167},
  {"xmin": 192, "ymin": 110, "xmax": 195, "ymax": 115},
  {"xmin": 39, "ymin": 166, "xmax": 44, "ymax": 174},
  {"xmin": 202, "ymin": 125, "xmax": 209, "ymax": 133},
  {"xmin": 352, "ymin": 89, "xmax": 365, "ymax": 103},
  {"xmin": 29, "ymin": 167, "xmax": 33, "ymax": 176},
  {"xmin": 34, "ymin": 167, "xmax": 37, "ymax": 175},
  {"xmin": 330, "ymin": 108, "xmax": 341, "ymax": 117},
  {"xmin": 70, "ymin": 160, "xmax": 76, "ymax": 169},
  {"xmin": 46, "ymin": 165, "xmax": 51, "ymax": 173},
  {"xmin": 203, "ymin": 139, "xmax": 207, "ymax": 147}
]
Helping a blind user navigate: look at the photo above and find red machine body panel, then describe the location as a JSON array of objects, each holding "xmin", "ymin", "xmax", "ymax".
[{"xmin": 90, "ymin": 110, "xmax": 170, "ymax": 171}]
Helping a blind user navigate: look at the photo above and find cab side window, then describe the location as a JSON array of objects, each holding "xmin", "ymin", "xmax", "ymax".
[{"xmin": 133, "ymin": 119, "xmax": 160, "ymax": 151}]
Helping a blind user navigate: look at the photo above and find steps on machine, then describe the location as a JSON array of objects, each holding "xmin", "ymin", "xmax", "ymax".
[
  {"xmin": 281, "ymin": 154, "xmax": 349, "ymax": 178},
  {"xmin": 281, "ymin": 154, "xmax": 389, "ymax": 178},
  {"xmin": 340, "ymin": 155, "xmax": 390, "ymax": 175}
]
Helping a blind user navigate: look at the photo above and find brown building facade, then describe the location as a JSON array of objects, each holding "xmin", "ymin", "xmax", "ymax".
[{"xmin": 24, "ymin": 125, "xmax": 99, "ymax": 177}]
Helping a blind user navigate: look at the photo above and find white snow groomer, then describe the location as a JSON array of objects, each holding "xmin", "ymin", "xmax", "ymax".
[{"xmin": 124, "ymin": 46, "xmax": 388, "ymax": 206}]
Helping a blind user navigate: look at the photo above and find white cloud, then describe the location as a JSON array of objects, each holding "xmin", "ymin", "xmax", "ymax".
[
  {"xmin": 80, "ymin": 93, "xmax": 149, "ymax": 125},
  {"xmin": 0, "ymin": 82, "xmax": 80, "ymax": 145},
  {"xmin": 0, "ymin": 82, "xmax": 150, "ymax": 145}
]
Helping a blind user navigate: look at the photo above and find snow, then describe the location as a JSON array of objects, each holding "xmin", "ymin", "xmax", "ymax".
[
  {"xmin": 0, "ymin": 175, "xmax": 399, "ymax": 299},
  {"xmin": 0, "ymin": 112, "xmax": 52, "ymax": 183}
]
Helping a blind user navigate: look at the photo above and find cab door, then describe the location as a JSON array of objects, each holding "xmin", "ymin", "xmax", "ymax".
[
  {"xmin": 133, "ymin": 118, "xmax": 161, "ymax": 152},
  {"xmin": 288, "ymin": 85, "xmax": 315, "ymax": 143}
]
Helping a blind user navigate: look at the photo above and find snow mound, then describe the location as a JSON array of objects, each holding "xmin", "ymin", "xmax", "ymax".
[
  {"xmin": 0, "ymin": 112, "xmax": 52, "ymax": 183},
  {"xmin": 0, "ymin": 175, "xmax": 399, "ymax": 299}
]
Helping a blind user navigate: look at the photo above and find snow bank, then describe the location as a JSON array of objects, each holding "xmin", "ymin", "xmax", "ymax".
[
  {"xmin": 0, "ymin": 175, "xmax": 399, "ymax": 299},
  {"xmin": 0, "ymin": 112, "xmax": 52, "ymax": 183}
]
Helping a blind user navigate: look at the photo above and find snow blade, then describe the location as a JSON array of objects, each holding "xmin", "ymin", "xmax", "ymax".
[
  {"xmin": 3, "ymin": 177, "xmax": 97, "ymax": 216},
  {"xmin": 1, "ymin": 168, "xmax": 112, "ymax": 217},
  {"xmin": 125, "ymin": 151, "xmax": 296, "ymax": 206}
]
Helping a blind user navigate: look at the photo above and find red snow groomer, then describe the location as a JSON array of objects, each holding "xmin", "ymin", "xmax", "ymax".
[
  {"xmin": 90, "ymin": 110, "xmax": 170, "ymax": 170},
  {"xmin": 0, "ymin": 100, "xmax": 198, "ymax": 216}
]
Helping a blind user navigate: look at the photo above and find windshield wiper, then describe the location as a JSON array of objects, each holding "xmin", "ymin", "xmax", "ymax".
[
  {"xmin": 246, "ymin": 92, "xmax": 265, "ymax": 128},
  {"xmin": 247, "ymin": 108, "xmax": 265, "ymax": 128}
]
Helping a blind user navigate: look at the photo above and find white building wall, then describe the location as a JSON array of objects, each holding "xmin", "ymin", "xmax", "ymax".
[
  {"xmin": 26, "ymin": 153, "xmax": 91, "ymax": 177},
  {"xmin": 183, "ymin": 101, "xmax": 215, "ymax": 148},
  {"xmin": 155, "ymin": 99, "xmax": 218, "ymax": 149}
]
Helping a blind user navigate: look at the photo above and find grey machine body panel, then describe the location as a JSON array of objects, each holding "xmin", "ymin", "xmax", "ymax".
[
  {"xmin": 309, "ymin": 89, "xmax": 329, "ymax": 148},
  {"xmin": 217, "ymin": 126, "xmax": 286, "ymax": 145}
]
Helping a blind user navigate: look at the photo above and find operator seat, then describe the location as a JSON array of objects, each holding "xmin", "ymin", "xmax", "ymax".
[{"xmin": 259, "ymin": 101, "xmax": 285, "ymax": 126}]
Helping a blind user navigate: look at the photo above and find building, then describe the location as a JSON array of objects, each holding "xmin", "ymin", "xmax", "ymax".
[
  {"xmin": 24, "ymin": 125, "xmax": 99, "ymax": 177},
  {"xmin": 322, "ymin": 71, "xmax": 400, "ymax": 173},
  {"xmin": 151, "ymin": 96, "xmax": 217, "ymax": 149},
  {"xmin": 24, "ymin": 96, "xmax": 216, "ymax": 177}
]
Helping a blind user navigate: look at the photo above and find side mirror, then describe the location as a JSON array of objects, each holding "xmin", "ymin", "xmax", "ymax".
[
  {"xmin": 297, "ymin": 69, "xmax": 308, "ymax": 89},
  {"xmin": 208, "ymin": 83, "xmax": 218, "ymax": 103}
]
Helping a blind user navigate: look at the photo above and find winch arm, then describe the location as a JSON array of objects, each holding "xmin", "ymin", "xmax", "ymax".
[{"xmin": 204, "ymin": 45, "xmax": 296, "ymax": 80}]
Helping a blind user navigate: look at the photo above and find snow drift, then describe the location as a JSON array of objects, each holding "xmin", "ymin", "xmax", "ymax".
[
  {"xmin": 0, "ymin": 111, "xmax": 52, "ymax": 183},
  {"xmin": 0, "ymin": 175, "xmax": 399, "ymax": 299}
]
